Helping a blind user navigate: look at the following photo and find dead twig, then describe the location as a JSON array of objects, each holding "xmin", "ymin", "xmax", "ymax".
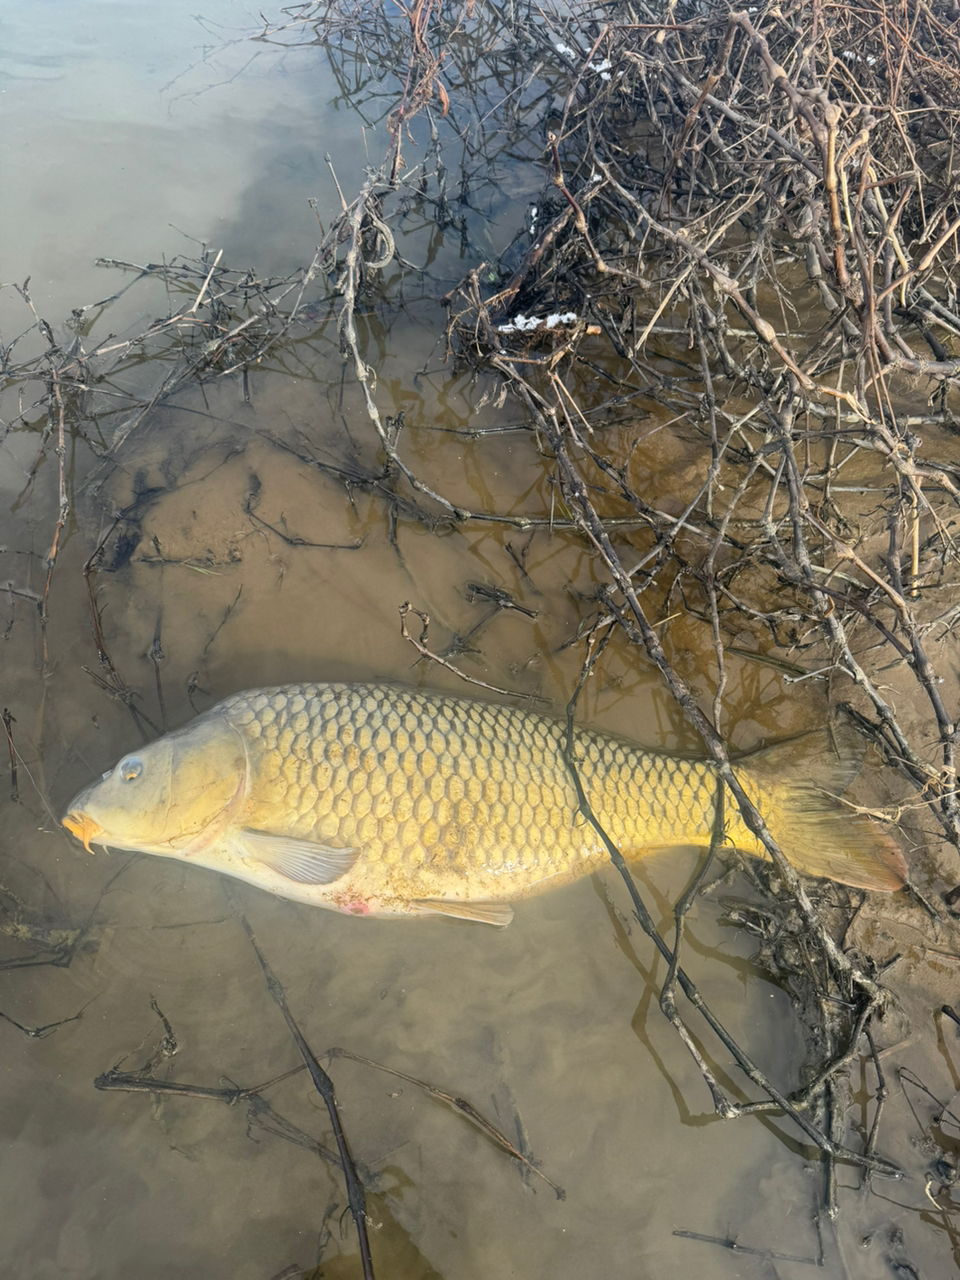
[
  {"xmin": 326, "ymin": 1047, "xmax": 565, "ymax": 1198},
  {"xmin": 240, "ymin": 916, "xmax": 377, "ymax": 1280},
  {"xmin": 398, "ymin": 601, "xmax": 546, "ymax": 702}
]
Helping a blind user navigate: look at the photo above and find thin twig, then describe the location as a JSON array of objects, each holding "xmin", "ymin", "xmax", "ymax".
[{"xmin": 240, "ymin": 917, "xmax": 376, "ymax": 1280}]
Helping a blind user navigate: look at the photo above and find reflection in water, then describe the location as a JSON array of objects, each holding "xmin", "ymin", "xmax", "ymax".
[{"xmin": 1, "ymin": 4, "xmax": 957, "ymax": 1279}]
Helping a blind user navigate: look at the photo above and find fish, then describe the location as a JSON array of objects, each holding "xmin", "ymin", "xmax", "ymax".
[{"xmin": 62, "ymin": 682, "xmax": 908, "ymax": 926}]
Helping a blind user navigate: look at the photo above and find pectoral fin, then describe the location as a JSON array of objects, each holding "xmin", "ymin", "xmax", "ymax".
[
  {"xmin": 409, "ymin": 898, "xmax": 514, "ymax": 927},
  {"xmin": 240, "ymin": 829, "xmax": 360, "ymax": 885}
]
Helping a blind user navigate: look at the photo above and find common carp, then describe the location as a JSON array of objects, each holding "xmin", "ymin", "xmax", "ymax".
[{"xmin": 62, "ymin": 683, "xmax": 907, "ymax": 925}]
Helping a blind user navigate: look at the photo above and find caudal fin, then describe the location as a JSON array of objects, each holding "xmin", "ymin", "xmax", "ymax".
[{"xmin": 733, "ymin": 730, "xmax": 908, "ymax": 892}]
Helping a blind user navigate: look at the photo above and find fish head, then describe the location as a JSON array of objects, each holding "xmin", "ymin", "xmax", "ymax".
[{"xmin": 62, "ymin": 713, "xmax": 246, "ymax": 858}]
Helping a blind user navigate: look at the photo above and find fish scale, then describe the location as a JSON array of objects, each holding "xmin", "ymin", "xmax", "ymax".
[
  {"xmin": 224, "ymin": 684, "xmax": 722, "ymax": 888},
  {"xmin": 62, "ymin": 681, "xmax": 909, "ymax": 925}
]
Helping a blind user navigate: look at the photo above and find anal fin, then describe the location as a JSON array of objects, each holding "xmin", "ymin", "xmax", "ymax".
[{"xmin": 410, "ymin": 898, "xmax": 514, "ymax": 928}]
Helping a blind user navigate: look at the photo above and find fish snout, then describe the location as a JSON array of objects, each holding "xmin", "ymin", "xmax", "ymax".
[{"xmin": 62, "ymin": 811, "xmax": 104, "ymax": 853}]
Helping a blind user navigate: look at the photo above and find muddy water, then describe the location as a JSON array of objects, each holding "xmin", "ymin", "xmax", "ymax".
[{"xmin": 2, "ymin": 5, "xmax": 958, "ymax": 1279}]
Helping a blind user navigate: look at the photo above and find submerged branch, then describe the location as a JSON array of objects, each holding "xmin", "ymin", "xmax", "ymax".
[{"xmin": 240, "ymin": 916, "xmax": 376, "ymax": 1280}]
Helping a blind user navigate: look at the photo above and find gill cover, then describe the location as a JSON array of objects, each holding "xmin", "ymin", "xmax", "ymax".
[{"xmin": 62, "ymin": 712, "xmax": 247, "ymax": 856}]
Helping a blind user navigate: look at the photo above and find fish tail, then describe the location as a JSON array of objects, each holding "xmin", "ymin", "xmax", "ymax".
[{"xmin": 730, "ymin": 730, "xmax": 908, "ymax": 892}]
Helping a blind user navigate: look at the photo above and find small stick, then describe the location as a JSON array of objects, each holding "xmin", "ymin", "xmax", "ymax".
[
  {"xmin": 201, "ymin": 586, "xmax": 244, "ymax": 659},
  {"xmin": 824, "ymin": 1076, "xmax": 839, "ymax": 1218},
  {"xmin": 463, "ymin": 582, "xmax": 538, "ymax": 619},
  {"xmin": 860, "ymin": 1025, "xmax": 890, "ymax": 1187},
  {"xmin": 150, "ymin": 615, "xmax": 167, "ymax": 733},
  {"xmin": 40, "ymin": 361, "xmax": 69, "ymax": 671},
  {"xmin": 398, "ymin": 602, "xmax": 545, "ymax": 702},
  {"xmin": 241, "ymin": 917, "xmax": 376, "ymax": 1280},
  {"xmin": 326, "ymin": 1046, "xmax": 565, "ymax": 1198},
  {"xmin": 2, "ymin": 709, "xmax": 18, "ymax": 802},
  {"xmin": 245, "ymin": 505, "xmax": 364, "ymax": 551},
  {"xmin": 0, "ymin": 1003, "xmax": 90, "ymax": 1039},
  {"xmin": 672, "ymin": 1230, "xmax": 819, "ymax": 1265},
  {"xmin": 83, "ymin": 518, "xmax": 126, "ymax": 671},
  {"xmin": 81, "ymin": 668, "xmax": 158, "ymax": 742},
  {"xmin": 910, "ymin": 478, "xmax": 921, "ymax": 599},
  {"xmin": 659, "ymin": 782, "xmax": 737, "ymax": 1118},
  {"xmin": 325, "ymin": 153, "xmax": 348, "ymax": 212},
  {"xmin": 189, "ymin": 248, "xmax": 223, "ymax": 314},
  {"xmin": 96, "ymin": 1064, "xmax": 346, "ymax": 1170}
]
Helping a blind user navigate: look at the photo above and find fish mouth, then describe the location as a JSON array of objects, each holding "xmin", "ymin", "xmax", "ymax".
[{"xmin": 62, "ymin": 811, "xmax": 104, "ymax": 853}]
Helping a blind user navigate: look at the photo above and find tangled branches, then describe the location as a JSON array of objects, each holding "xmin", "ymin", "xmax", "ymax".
[
  {"xmin": 293, "ymin": 0, "xmax": 960, "ymax": 1215},
  {"xmin": 440, "ymin": 0, "xmax": 960, "ymax": 864},
  {"xmin": 465, "ymin": 0, "xmax": 960, "ymax": 392}
]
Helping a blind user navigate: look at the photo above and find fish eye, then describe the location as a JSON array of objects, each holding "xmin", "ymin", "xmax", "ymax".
[{"xmin": 119, "ymin": 757, "xmax": 143, "ymax": 782}]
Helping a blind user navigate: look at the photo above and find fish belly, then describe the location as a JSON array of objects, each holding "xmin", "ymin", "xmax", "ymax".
[{"xmin": 221, "ymin": 684, "xmax": 718, "ymax": 910}]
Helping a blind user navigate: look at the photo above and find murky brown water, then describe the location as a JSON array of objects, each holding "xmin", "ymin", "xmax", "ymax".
[{"xmin": 3, "ymin": 4, "xmax": 960, "ymax": 1278}]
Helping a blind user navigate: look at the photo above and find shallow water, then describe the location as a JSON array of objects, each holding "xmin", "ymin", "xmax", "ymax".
[{"xmin": 3, "ymin": 4, "xmax": 959, "ymax": 1278}]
